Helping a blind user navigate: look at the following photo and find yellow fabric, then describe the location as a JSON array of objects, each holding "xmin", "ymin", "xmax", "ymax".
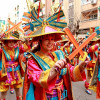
[
  {"xmin": 1, "ymin": 51, "xmax": 7, "ymax": 77},
  {"xmin": 39, "ymin": 69, "xmax": 51, "ymax": 89},
  {"xmin": 0, "ymin": 85, "xmax": 9, "ymax": 92},
  {"xmin": 0, "ymin": 70, "xmax": 23, "ymax": 85},
  {"xmin": 52, "ymin": 52, "xmax": 58, "ymax": 62},
  {"xmin": 73, "ymin": 65, "xmax": 83, "ymax": 81},
  {"xmin": 60, "ymin": 47, "xmax": 63, "ymax": 51},
  {"xmin": 4, "ymin": 46, "xmax": 15, "ymax": 58},
  {"xmin": 89, "ymin": 86, "xmax": 97, "ymax": 92},
  {"xmin": 35, "ymin": 51, "xmax": 58, "ymax": 88},
  {"xmin": 35, "ymin": 51, "xmax": 56, "ymax": 68},
  {"xmin": 14, "ymin": 82, "xmax": 23, "ymax": 88},
  {"xmin": 23, "ymin": 43, "xmax": 29, "ymax": 51},
  {"xmin": 0, "ymin": 82, "xmax": 23, "ymax": 92},
  {"xmin": 79, "ymin": 52, "xmax": 87, "ymax": 61}
]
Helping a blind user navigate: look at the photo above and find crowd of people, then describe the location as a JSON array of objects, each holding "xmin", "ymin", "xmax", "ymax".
[
  {"xmin": 0, "ymin": 25, "xmax": 99, "ymax": 100},
  {"xmin": 0, "ymin": 2, "xmax": 100, "ymax": 100}
]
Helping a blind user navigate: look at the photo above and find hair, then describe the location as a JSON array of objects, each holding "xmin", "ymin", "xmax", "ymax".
[
  {"xmin": 3, "ymin": 40, "xmax": 18, "ymax": 45},
  {"xmin": 32, "ymin": 42, "xmax": 41, "ymax": 53},
  {"xmin": 32, "ymin": 33, "xmax": 62, "ymax": 42}
]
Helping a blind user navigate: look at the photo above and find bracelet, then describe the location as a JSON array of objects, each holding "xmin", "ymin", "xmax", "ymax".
[{"xmin": 54, "ymin": 67, "xmax": 60, "ymax": 73}]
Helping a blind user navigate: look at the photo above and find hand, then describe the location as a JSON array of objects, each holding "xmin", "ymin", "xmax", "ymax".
[
  {"xmin": 85, "ymin": 55, "xmax": 90, "ymax": 63},
  {"xmin": 79, "ymin": 61, "xmax": 88, "ymax": 73},
  {"xmin": 65, "ymin": 56, "xmax": 71, "ymax": 64},
  {"xmin": 53, "ymin": 59, "xmax": 66, "ymax": 70}
]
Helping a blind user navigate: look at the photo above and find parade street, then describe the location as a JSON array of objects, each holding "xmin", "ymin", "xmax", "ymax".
[{"xmin": 6, "ymin": 81, "xmax": 97, "ymax": 100}]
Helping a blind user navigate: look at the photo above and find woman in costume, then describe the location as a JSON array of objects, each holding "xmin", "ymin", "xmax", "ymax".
[
  {"xmin": 22, "ymin": 22, "xmax": 90, "ymax": 100},
  {"xmin": 21, "ymin": 1, "xmax": 90, "ymax": 98},
  {"xmin": 84, "ymin": 40, "xmax": 99, "ymax": 95},
  {"xmin": 0, "ymin": 31, "xmax": 27, "ymax": 100},
  {"xmin": 56, "ymin": 39, "xmax": 76, "ymax": 66},
  {"xmin": 88, "ymin": 39, "xmax": 100, "ymax": 99}
]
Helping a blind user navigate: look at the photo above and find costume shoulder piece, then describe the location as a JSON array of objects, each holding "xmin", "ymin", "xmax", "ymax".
[
  {"xmin": 24, "ymin": 52, "xmax": 32, "ymax": 59},
  {"xmin": 52, "ymin": 50, "xmax": 65, "ymax": 60}
]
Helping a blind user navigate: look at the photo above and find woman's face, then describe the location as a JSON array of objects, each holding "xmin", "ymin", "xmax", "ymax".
[
  {"xmin": 7, "ymin": 40, "xmax": 16, "ymax": 48},
  {"xmin": 41, "ymin": 35, "xmax": 55, "ymax": 52}
]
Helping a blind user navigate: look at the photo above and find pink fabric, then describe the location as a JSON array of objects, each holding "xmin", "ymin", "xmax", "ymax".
[
  {"xmin": 19, "ymin": 45, "xmax": 26, "ymax": 54},
  {"xmin": 67, "ymin": 63, "xmax": 75, "ymax": 81},
  {"xmin": 27, "ymin": 59, "xmax": 42, "ymax": 87},
  {"xmin": 46, "ymin": 76, "xmax": 57, "ymax": 92},
  {"xmin": 85, "ymin": 81, "xmax": 89, "ymax": 89},
  {"xmin": 27, "ymin": 58, "xmax": 57, "ymax": 90},
  {"xmin": 0, "ymin": 48, "xmax": 2, "ymax": 53},
  {"xmin": 81, "ymin": 72, "xmax": 86, "ymax": 81},
  {"xmin": 88, "ymin": 44, "xmax": 98, "ymax": 53},
  {"xmin": 45, "ymin": 26, "xmax": 58, "ymax": 33},
  {"xmin": 66, "ymin": 63, "xmax": 86, "ymax": 81}
]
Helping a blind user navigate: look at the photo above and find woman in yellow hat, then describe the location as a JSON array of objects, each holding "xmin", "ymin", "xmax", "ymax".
[
  {"xmin": 0, "ymin": 31, "xmax": 27, "ymax": 100},
  {"xmin": 84, "ymin": 39, "xmax": 99, "ymax": 95},
  {"xmin": 21, "ymin": 21, "xmax": 90, "ymax": 100},
  {"xmin": 86, "ymin": 39, "xmax": 100, "ymax": 98},
  {"xmin": 21, "ymin": 4, "xmax": 90, "ymax": 99}
]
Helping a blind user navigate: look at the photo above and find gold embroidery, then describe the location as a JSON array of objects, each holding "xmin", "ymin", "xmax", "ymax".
[{"xmin": 35, "ymin": 51, "xmax": 57, "ymax": 68}]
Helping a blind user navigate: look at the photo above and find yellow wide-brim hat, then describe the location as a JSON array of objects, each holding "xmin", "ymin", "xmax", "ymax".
[
  {"xmin": 1, "ymin": 36, "xmax": 20, "ymax": 41},
  {"xmin": 1, "ymin": 31, "xmax": 21, "ymax": 41},
  {"xmin": 24, "ymin": 25, "xmax": 65, "ymax": 39}
]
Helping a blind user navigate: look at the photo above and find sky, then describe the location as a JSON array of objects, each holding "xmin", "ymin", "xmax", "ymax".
[
  {"xmin": 0, "ymin": 0, "xmax": 27, "ymax": 20},
  {"xmin": 0, "ymin": 0, "xmax": 45, "ymax": 20}
]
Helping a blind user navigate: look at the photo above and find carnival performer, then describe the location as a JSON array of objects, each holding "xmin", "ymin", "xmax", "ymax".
[
  {"xmin": 88, "ymin": 39, "xmax": 100, "ymax": 99},
  {"xmin": 0, "ymin": 31, "xmax": 27, "ymax": 100},
  {"xmin": 84, "ymin": 40, "xmax": 99, "ymax": 95},
  {"xmin": 22, "ymin": 22, "xmax": 90, "ymax": 100}
]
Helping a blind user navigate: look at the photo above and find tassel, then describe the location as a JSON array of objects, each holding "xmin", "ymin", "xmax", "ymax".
[
  {"xmin": 10, "ymin": 85, "xmax": 14, "ymax": 94},
  {"xmin": 85, "ymin": 81, "xmax": 89, "ymax": 89},
  {"xmin": 37, "ymin": 0, "xmax": 41, "ymax": 19},
  {"xmin": 57, "ymin": 1, "xmax": 63, "ymax": 22},
  {"xmin": 16, "ymin": 96, "xmax": 22, "ymax": 100},
  {"xmin": 57, "ymin": 6, "xmax": 61, "ymax": 22},
  {"xmin": 96, "ymin": 80, "xmax": 100, "ymax": 98}
]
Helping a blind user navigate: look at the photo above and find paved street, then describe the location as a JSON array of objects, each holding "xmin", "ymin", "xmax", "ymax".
[
  {"xmin": 6, "ymin": 87, "xmax": 22, "ymax": 100},
  {"xmin": 1, "ymin": 69, "xmax": 98, "ymax": 100},
  {"xmin": 4, "ymin": 81, "xmax": 97, "ymax": 100},
  {"xmin": 72, "ymin": 81, "xmax": 97, "ymax": 100}
]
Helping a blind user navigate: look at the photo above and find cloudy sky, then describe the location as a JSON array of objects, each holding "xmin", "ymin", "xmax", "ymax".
[{"xmin": 0, "ymin": 0, "xmax": 27, "ymax": 20}]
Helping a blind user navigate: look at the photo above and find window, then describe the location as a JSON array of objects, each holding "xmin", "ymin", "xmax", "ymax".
[
  {"xmin": 69, "ymin": 0, "xmax": 74, "ymax": 3},
  {"xmin": 89, "ymin": 13, "xmax": 97, "ymax": 20},
  {"xmin": 81, "ymin": 0, "xmax": 91, "ymax": 5},
  {"xmin": 34, "ymin": 0, "xmax": 39, "ymax": 2}
]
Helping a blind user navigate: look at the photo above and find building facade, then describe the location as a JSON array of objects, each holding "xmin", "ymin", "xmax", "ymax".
[
  {"xmin": 80, "ymin": 0, "xmax": 100, "ymax": 31},
  {"xmin": 63, "ymin": 0, "xmax": 100, "ymax": 34}
]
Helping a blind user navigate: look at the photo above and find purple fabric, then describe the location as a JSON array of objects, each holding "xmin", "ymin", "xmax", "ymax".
[
  {"xmin": 46, "ymin": 77, "xmax": 63, "ymax": 98},
  {"xmin": 46, "ymin": 89, "xmax": 58, "ymax": 98}
]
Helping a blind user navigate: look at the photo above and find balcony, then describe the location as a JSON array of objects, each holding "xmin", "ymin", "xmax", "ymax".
[
  {"xmin": 80, "ymin": 18, "xmax": 100, "ymax": 29},
  {"xmin": 81, "ymin": 0, "xmax": 100, "ymax": 13}
]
